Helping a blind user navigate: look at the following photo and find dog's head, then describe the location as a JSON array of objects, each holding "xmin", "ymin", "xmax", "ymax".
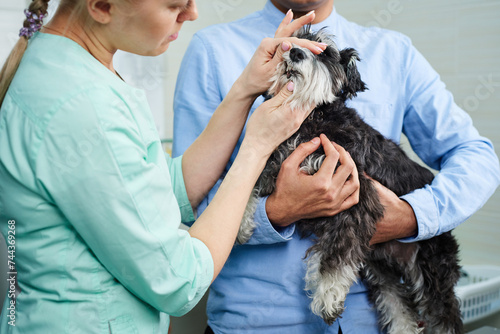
[{"xmin": 269, "ymin": 26, "xmax": 367, "ymax": 111}]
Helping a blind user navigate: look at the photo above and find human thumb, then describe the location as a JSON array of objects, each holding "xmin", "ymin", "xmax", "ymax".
[
  {"xmin": 285, "ymin": 137, "xmax": 322, "ymax": 169},
  {"xmin": 271, "ymin": 41, "xmax": 292, "ymax": 67},
  {"xmin": 267, "ymin": 81, "xmax": 294, "ymax": 109}
]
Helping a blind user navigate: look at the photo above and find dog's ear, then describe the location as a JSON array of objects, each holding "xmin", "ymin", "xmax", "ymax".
[{"xmin": 339, "ymin": 48, "xmax": 367, "ymax": 100}]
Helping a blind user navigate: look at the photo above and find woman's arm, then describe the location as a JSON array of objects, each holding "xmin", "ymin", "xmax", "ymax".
[
  {"xmin": 188, "ymin": 82, "xmax": 314, "ymax": 280},
  {"xmin": 182, "ymin": 35, "xmax": 326, "ymax": 209},
  {"xmin": 180, "ymin": 78, "xmax": 256, "ymax": 209}
]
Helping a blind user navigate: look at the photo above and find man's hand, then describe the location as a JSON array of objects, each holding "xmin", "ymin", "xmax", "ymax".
[
  {"xmin": 368, "ymin": 178, "xmax": 418, "ymax": 244},
  {"xmin": 266, "ymin": 134, "xmax": 360, "ymax": 226}
]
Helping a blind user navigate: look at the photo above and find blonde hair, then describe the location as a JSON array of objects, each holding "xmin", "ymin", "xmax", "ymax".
[
  {"xmin": 0, "ymin": 0, "xmax": 51, "ymax": 107},
  {"xmin": 0, "ymin": 0, "xmax": 139, "ymax": 108}
]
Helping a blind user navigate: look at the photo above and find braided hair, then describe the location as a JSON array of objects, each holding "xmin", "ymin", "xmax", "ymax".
[{"xmin": 0, "ymin": 0, "xmax": 50, "ymax": 107}]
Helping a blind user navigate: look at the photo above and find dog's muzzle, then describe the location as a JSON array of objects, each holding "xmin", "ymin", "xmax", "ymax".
[
  {"xmin": 290, "ymin": 48, "xmax": 306, "ymax": 62},
  {"xmin": 284, "ymin": 48, "xmax": 305, "ymax": 79}
]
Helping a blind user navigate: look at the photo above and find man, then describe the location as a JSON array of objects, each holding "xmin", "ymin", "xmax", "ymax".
[{"xmin": 173, "ymin": 1, "xmax": 500, "ymax": 333}]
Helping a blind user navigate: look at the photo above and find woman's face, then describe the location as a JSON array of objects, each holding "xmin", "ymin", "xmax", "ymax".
[{"xmin": 109, "ymin": 0, "xmax": 198, "ymax": 56}]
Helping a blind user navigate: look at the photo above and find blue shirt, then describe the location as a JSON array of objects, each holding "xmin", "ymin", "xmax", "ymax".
[
  {"xmin": 0, "ymin": 32, "xmax": 213, "ymax": 333},
  {"xmin": 173, "ymin": 2, "xmax": 500, "ymax": 333}
]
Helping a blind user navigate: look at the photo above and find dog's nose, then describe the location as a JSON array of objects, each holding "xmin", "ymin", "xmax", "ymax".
[{"xmin": 290, "ymin": 48, "xmax": 306, "ymax": 62}]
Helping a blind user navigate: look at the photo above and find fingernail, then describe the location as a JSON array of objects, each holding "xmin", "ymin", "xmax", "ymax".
[
  {"xmin": 318, "ymin": 42, "xmax": 328, "ymax": 47},
  {"xmin": 305, "ymin": 10, "xmax": 315, "ymax": 16},
  {"xmin": 287, "ymin": 81, "xmax": 294, "ymax": 92},
  {"xmin": 282, "ymin": 42, "xmax": 290, "ymax": 51},
  {"xmin": 311, "ymin": 137, "xmax": 320, "ymax": 144},
  {"xmin": 286, "ymin": 9, "xmax": 292, "ymax": 16},
  {"xmin": 315, "ymin": 46, "xmax": 324, "ymax": 53}
]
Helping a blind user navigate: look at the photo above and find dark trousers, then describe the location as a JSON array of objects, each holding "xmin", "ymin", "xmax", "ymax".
[{"xmin": 204, "ymin": 326, "xmax": 343, "ymax": 333}]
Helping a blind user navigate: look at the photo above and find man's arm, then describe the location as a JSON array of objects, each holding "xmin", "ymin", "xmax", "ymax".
[{"xmin": 397, "ymin": 39, "xmax": 500, "ymax": 242}]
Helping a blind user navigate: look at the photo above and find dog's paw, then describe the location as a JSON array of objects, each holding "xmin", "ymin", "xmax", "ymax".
[
  {"xmin": 310, "ymin": 292, "xmax": 346, "ymax": 325},
  {"xmin": 236, "ymin": 228, "xmax": 253, "ymax": 245},
  {"xmin": 320, "ymin": 302, "xmax": 344, "ymax": 325},
  {"xmin": 385, "ymin": 318, "xmax": 424, "ymax": 334},
  {"xmin": 237, "ymin": 193, "xmax": 259, "ymax": 244},
  {"xmin": 236, "ymin": 216, "xmax": 256, "ymax": 245}
]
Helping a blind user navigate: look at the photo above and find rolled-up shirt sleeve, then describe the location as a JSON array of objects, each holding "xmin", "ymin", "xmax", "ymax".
[
  {"xmin": 35, "ymin": 87, "xmax": 213, "ymax": 316},
  {"xmin": 246, "ymin": 196, "xmax": 296, "ymax": 244},
  {"xmin": 194, "ymin": 181, "xmax": 295, "ymax": 245},
  {"xmin": 399, "ymin": 40, "xmax": 500, "ymax": 242}
]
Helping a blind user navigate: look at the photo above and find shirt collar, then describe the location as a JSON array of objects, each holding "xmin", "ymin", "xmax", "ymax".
[{"xmin": 261, "ymin": 0, "xmax": 341, "ymax": 34}]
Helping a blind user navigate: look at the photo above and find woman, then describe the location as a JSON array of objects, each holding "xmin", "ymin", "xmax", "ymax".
[{"xmin": 0, "ymin": 0, "xmax": 347, "ymax": 333}]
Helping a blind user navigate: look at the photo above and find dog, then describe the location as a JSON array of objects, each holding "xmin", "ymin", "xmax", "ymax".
[{"xmin": 238, "ymin": 27, "xmax": 463, "ymax": 334}]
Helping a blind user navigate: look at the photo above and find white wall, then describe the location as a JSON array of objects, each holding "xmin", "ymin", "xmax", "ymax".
[{"xmin": 0, "ymin": 1, "xmax": 29, "ymax": 63}]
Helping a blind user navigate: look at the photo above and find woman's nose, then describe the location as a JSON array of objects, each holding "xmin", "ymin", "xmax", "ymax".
[{"xmin": 178, "ymin": 0, "xmax": 199, "ymax": 23}]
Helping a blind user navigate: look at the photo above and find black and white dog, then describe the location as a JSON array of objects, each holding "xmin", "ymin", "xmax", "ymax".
[{"xmin": 238, "ymin": 27, "xmax": 463, "ymax": 334}]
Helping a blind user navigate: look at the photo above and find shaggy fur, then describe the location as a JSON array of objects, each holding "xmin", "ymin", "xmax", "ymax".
[{"xmin": 238, "ymin": 27, "xmax": 463, "ymax": 333}]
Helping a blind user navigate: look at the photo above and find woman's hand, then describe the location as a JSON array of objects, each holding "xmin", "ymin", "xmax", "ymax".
[
  {"xmin": 274, "ymin": 9, "xmax": 316, "ymax": 38},
  {"xmin": 242, "ymin": 81, "xmax": 314, "ymax": 157},
  {"xmin": 235, "ymin": 11, "xmax": 326, "ymax": 99},
  {"xmin": 266, "ymin": 134, "xmax": 360, "ymax": 226}
]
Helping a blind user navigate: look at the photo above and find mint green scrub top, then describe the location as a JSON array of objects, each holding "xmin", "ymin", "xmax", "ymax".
[{"xmin": 0, "ymin": 32, "xmax": 214, "ymax": 333}]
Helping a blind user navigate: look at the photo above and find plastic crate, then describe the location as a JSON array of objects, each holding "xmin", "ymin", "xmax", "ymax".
[{"xmin": 455, "ymin": 265, "xmax": 500, "ymax": 324}]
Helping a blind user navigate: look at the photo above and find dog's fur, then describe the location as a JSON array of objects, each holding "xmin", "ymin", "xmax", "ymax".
[{"xmin": 238, "ymin": 27, "xmax": 463, "ymax": 334}]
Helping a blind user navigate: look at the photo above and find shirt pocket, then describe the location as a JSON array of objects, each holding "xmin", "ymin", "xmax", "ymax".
[
  {"xmin": 348, "ymin": 102, "xmax": 398, "ymax": 141},
  {"xmin": 108, "ymin": 315, "xmax": 139, "ymax": 334}
]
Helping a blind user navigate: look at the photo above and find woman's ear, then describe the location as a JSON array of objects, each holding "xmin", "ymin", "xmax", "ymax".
[{"xmin": 87, "ymin": 0, "xmax": 112, "ymax": 24}]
